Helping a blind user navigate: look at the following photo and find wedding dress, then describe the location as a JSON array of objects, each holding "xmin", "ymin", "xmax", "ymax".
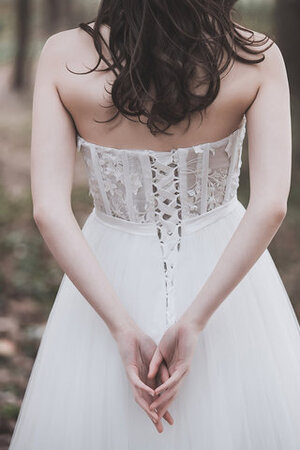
[{"xmin": 9, "ymin": 114, "xmax": 300, "ymax": 449}]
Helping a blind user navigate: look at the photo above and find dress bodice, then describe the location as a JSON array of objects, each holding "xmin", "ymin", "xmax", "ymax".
[
  {"xmin": 77, "ymin": 116, "xmax": 247, "ymax": 327},
  {"xmin": 76, "ymin": 115, "xmax": 247, "ymax": 224}
]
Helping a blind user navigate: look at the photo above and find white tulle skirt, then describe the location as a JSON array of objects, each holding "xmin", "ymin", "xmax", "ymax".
[{"xmin": 9, "ymin": 197, "xmax": 300, "ymax": 449}]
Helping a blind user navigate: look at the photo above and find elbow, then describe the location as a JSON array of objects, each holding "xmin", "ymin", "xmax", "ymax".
[
  {"xmin": 248, "ymin": 200, "xmax": 287, "ymax": 224},
  {"xmin": 33, "ymin": 208, "xmax": 46, "ymax": 227},
  {"xmin": 269, "ymin": 202, "xmax": 287, "ymax": 223},
  {"xmin": 33, "ymin": 203, "xmax": 73, "ymax": 227},
  {"xmin": 276, "ymin": 205, "xmax": 287, "ymax": 221},
  {"xmin": 33, "ymin": 205, "xmax": 52, "ymax": 227}
]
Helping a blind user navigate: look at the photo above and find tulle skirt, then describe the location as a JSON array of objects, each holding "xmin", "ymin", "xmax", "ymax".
[{"xmin": 9, "ymin": 197, "xmax": 300, "ymax": 449}]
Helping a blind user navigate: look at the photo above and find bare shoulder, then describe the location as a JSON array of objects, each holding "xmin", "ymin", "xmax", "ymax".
[
  {"xmin": 39, "ymin": 26, "xmax": 85, "ymax": 58},
  {"xmin": 36, "ymin": 28, "xmax": 78, "ymax": 79},
  {"xmin": 38, "ymin": 23, "xmax": 110, "ymax": 70},
  {"xmin": 233, "ymin": 22, "xmax": 285, "ymax": 71}
]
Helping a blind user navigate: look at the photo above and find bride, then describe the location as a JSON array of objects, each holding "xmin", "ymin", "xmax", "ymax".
[{"xmin": 9, "ymin": 0, "xmax": 300, "ymax": 448}]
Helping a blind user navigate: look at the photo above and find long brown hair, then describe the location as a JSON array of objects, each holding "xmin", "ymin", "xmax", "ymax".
[{"xmin": 67, "ymin": 0, "xmax": 274, "ymax": 136}]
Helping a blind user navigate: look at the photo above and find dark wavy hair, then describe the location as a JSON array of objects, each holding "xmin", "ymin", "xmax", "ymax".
[{"xmin": 67, "ymin": 0, "xmax": 274, "ymax": 136}]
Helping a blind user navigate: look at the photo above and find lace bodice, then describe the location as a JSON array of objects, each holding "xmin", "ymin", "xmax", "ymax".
[
  {"xmin": 77, "ymin": 115, "xmax": 246, "ymax": 223},
  {"xmin": 77, "ymin": 115, "xmax": 247, "ymax": 327}
]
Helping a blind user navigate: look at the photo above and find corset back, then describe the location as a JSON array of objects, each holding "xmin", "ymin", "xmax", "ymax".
[{"xmin": 77, "ymin": 115, "xmax": 247, "ymax": 224}]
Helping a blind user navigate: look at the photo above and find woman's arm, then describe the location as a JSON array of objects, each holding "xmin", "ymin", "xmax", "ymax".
[
  {"xmin": 31, "ymin": 34, "xmax": 138, "ymax": 340},
  {"xmin": 179, "ymin": 41, "xmax": 292, "ymax": 332},
  {"xmin": 32, "ymin": 34, "xmax": 178, "ymax": 428},
  {"xmin": 147, "ymin": 40, "xmax": 292, "ymax": 406}
]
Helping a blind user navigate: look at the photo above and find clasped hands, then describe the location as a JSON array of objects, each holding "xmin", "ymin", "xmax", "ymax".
[{"xmin": 114, "ymin": 318, "xmax": 202, "ymax": 433}]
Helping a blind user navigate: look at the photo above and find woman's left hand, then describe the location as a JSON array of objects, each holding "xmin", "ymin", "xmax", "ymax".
[
  {"xmin": 114, "ymin": 325, "xmax": 174, "ymax": 432},
  {"xmin": 147, "ymin": 319, "xmax": 201, "ymax": 416}
]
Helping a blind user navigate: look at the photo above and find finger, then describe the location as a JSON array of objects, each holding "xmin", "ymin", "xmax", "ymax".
[
  {"xmin": 153, "ymin": 416, "xmax": 164, "ymax": 433},
  {"xmin": 134, "ymin": 391, "xmax": 159, "ymax": 423},
  {"xmin": 158, "ymin": 362, "xmax": 170, "ymax": 383},
  {"xmin": 153, "ymin": 370, "xmax": 187, "ymax": 411},
  {"xmin": 156, "ymin": 363, "xmax": 172, "ymax": 398},
  {"xmin": 157, "ymin": 364, "xmax": 174, "ymax": 425},
  {"xmin": 134, "ymin": 392, "xmax": 165, "ymax": 433},
  {"xmin": 147, "ymin": 347, "xmax": 163, "ymax": 379},
  {"xmin": 158, "ymin": 394, "xmax": 176, "ymax": 421},
  {"xmin": 127, "ymin": 365, "xmax": 155, "ymax": 397},
  {"xmin": 163, "ymin": 409, "xmax": 174, "ymax": 425},
  {"xmin": 154, "ymin": 365, "xmax": 187, "ymax": 395},
  {"xmin": 150, "ymin": 385, "xmax": 176, "ymax": 411},
  {"xmin": 156, "ymin": 362, "xmax": 169, "ymax": 392}
]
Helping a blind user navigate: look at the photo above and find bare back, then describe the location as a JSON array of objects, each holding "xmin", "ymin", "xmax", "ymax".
[{"xmin": 53, "ymin": 23, "xmax": 268, "ymax": 152}]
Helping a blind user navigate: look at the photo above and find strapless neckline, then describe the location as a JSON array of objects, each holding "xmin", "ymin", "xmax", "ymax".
[{"xmin": 77, "ymin": 115, "xmax": 246, "ymax": 155}]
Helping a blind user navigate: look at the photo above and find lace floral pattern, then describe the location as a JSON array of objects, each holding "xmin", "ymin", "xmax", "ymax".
[
  {"xmin": 77, "ymin": 115, "xmax": 247, "ymax": 223},
  {"xmin": 97, "ymin": 152, "xmax": 129, "ymax": 219},
  {"xmin": 224, "ymin": 123, "xmax": 245, "ymax": 202},
  {"xmin": 186, "ymin": 184, "xmax": 202, "ymax": 215},
  {"xmin": 81, "ymin": 150, "xmax": 105, "ymax": 212},
  {"xmin": 133, "ymin": 199, "xmax": 155, "ymax": 223},
  {"xmin": 207, "ymin": 167, "xmax": 229, "ymax": 212}
]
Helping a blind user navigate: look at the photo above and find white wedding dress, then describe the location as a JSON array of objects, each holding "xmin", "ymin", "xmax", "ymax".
[{"xmin": 9, "ymin": 114, "xmax": 300, "ymax": 449}]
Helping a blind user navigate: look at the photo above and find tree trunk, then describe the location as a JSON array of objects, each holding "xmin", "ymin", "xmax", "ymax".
[
  {"xmin": 43, "ymin": 0, "xmax": 76, "ymax": 36},
  {"xmin": 275, "ymin": 0, "xmax": 300, "ymax": 165},
  {"xmin": 43, "ymin": 0, "xmax": 61, "ymax": 35},
  {"xmin": 61, "ymin": 0, "xmax": 75, "ymax": 27},
  {"xmin": 11, "ymin": 0, "xmax": 31, "ymax": 90}
]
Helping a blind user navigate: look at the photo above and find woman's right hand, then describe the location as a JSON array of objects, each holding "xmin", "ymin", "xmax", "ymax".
[
  {"xmin": 147, "ymin": 319, "xmax": 201, "ymax": 415},
  {"xmin": 114, "ymin": 325, "xmax": 174, "ymax": 432}
]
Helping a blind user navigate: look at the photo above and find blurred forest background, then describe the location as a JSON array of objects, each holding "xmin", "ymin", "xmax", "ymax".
[{"xmin": 0, "ymin": 0, "xmax": 299, "ymax": 447}]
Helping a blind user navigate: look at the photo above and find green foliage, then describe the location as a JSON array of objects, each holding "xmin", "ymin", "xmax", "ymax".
[
  {"xmin": 0, "ymin": 184, "xmax": 91, "ymax": 310},
  {"xmin": 0, "ymin": 403, "xmax": 20, "ymax": 421},
  {"xmin": 0, "ymin": 186, "xmax": 61, "ymax": 305}
]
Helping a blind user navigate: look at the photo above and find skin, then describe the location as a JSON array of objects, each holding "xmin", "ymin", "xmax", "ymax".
[{"xmin": 31, "ymin": 19, "xmax": 291, "ymax": 434}]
